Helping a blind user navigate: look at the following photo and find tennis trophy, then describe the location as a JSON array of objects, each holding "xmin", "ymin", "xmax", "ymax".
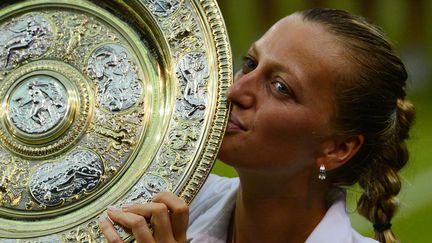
[{"xmin": 0, "ymin": 0, "xmax": 231, "ymax": 241}]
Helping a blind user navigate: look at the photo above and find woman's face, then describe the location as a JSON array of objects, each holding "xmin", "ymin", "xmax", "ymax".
[{"xmin": 218, "ymin": 14, "xmax": 346, "ymax": 175}]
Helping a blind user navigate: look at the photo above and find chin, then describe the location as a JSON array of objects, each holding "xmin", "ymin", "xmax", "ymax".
[
  {"xmin": 217, "ymin": 135, "xmax": 246, "ymax": 168},
  {"xmin": 216, "ymin": 148, "xmax": 234, "ymax": 167},
  {"xmin": 217, "ymin": 138, "xmax": 231, "ymax": 159}
]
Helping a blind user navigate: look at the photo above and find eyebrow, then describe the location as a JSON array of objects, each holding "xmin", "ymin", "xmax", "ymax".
[{"xmin": 249, "ymin": 43, "xmax": 304, "ymax": 97}]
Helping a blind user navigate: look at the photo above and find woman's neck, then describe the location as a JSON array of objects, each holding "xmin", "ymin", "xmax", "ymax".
[{"xmin": 232, "ymin": 168, "xmax": 332, "ymax": 243}]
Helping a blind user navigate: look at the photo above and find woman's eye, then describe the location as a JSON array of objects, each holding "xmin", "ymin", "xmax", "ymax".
[
  {"xmin": 241, "ymin": 56, "xmax": 257, "ymax": 73},
  {"xmin": 273, "ymin": 81, "xmax": 294, "ymax": 98}
]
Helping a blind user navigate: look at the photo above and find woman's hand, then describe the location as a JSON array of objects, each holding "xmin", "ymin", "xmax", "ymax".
[{"xmin": 99, "ymin": 192, "xmax": 189, "ymax": 243}]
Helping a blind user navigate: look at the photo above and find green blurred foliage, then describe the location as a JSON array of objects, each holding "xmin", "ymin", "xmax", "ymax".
[{"xmin": 212, "ymin": 0, "xmax": 432, "ymax": 241}]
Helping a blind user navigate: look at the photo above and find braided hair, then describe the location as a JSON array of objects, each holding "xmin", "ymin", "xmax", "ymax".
[{"xmin": 301, "ymin": 8, "xmax": 415, "ymax": 243}]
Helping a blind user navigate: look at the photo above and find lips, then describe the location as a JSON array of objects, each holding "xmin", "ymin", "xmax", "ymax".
[{"xmin": 227, "ymin": 114, "xmax": 247, "ymax": 132}]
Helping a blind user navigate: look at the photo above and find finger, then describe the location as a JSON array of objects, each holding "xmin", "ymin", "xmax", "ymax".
[
  {"xmin": 107, "ymin": 207, "xmax": 155, "ymax": 243},
  {"xmin": 98, "ymin": 213, "xmax": 124, "ymax": 243},
  {"xmin": 150, "ymin": 203, "xmax": 177, "ymax": 243},
  {"xmin": 152, "ymin": 192, "xmax": 189, "ymax": 242},
  {"xmin": 122, "ymin": 203, "xmax": 176, "ymax": 242}
]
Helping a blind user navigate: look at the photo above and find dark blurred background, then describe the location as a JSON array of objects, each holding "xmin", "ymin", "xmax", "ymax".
[{"xmin": 211, "ymin": 0, "xmax": 432, "ymax": 242}]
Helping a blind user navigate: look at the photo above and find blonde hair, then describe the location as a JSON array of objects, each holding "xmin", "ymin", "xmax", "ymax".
[{"xmin": 301, "ymin": 8, "xmax": 415, "ymax": 243}]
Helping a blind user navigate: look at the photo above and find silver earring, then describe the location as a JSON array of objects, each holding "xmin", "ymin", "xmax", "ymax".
[{"xmin": 318, "ymin": 164, "xmax": 326, "ymax": 180}]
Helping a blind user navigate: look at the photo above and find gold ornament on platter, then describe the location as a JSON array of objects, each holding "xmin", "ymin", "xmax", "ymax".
[{"xmin": 0, "ymin": 0, "xmax": 232, "ymax": 241}]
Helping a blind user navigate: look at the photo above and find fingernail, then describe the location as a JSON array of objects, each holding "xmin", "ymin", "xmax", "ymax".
[
  {"xmin": 98, "ymin": 212, "xmax": 109, "ymax": 223},
  {"xmin": 107, "ymin": 206, "xmax": 120, "ymax": 212},
  {"xmin": 99, "ymin": 212, "xmax": 114, "ymax": 224},
  {"xmin": 121, "ymin": 203, "xmax": 133, "ymax": 212}
]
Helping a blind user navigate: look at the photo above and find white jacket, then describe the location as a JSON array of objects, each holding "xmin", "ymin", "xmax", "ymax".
[{"xmin": 187, "ymin": 174, "xmax": 377, "ymax": 243}]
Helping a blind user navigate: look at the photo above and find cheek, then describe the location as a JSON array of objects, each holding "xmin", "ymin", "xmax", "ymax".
[
  {"xmin": 218, "ymin": 105, "xmax": 330, "ymax": 167},
  {"xmin": 256, "ymin": 109, "xmax": 325, "ymax": 153}
]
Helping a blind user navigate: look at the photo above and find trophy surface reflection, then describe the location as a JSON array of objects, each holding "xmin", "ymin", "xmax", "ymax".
[{"xmin": 0, "ymin": 0, "xmax": 231, "ymax": 241}]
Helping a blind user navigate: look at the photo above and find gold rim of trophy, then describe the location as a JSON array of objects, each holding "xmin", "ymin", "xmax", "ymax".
[{"xmin": 0, "ymin": 0, "xmax": 231, "ymax": 241}]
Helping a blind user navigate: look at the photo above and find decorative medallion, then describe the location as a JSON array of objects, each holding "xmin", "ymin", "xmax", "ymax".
[
  {"xmin": 29, "ymin": 149, "xmax": 104, "ymax": 207},
  {"xmin": 0, "ymin": 0, "xmax": 232, "ymax": 242},
  {"xmin": 87, "ymin": 44, "xmax": 142, "ymax": 112},
  {"xmin": 9, "ymin": 75, "xmax": 69, "ymax": 134},
  {"xmin": 0, "ymin": 14, "xmax": 53, "ymax": 70}
]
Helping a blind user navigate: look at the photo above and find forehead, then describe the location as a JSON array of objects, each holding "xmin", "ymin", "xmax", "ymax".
[
  {"xmin": 257, "ymin": 14, "xmax": 344, "ymax": 75},
  {"xmin": 255, "ymin": 14, "xmax": 345, "ymax": 101}
]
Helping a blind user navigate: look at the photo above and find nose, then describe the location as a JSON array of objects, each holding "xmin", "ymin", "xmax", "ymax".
[
  {"xmin": 227, "ymin": 70, "xmax": 263, "ymax": 109},
  {"xmin": 226, "ymin": 71, "xmax": 259, "ymax": 109}
]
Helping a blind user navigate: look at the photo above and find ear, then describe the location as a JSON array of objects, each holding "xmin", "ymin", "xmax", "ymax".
[{"xmin": 315, "ymin": 135, "xmax": 364, "ymax": 171}]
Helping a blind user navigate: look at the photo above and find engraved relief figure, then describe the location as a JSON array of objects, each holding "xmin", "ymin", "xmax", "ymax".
[
  {"xmin": 165, "ymin": 8, "xmax": 203, "ymax": 53},
  {"xmin": 28, "ymin": 85, "xmax": 58, "ymax": 124},
  {"xmin": 0, "ymin": 14, "xmax": 53, "ymax": 69},
  {"xmin": 176, "ymin": 52, "xmax": 209, "ymax": 118},
  {"xmin": 87, "ymin": 44, "xmax": 142, "ymax": 112},
  {"xmin": 94, "ymin": 126, "xmax": 134, "ymax": 151},
  {"xmin": 29, "ymin": 150, "xmax": 103, "ymax": 206},
  {"xmin": 120, "ymin": 175, "xmax": 171, "ymax": 209},
  {"xmin": 143, "ymin": 175, "xmax": 169, "ymax": 195},
  {"xmin": 9, "ymin": 76, "xmax": 68, "ymax": 134},
  {"xmin": 179, "ymin": 52, "xmax": 209, "ymax": 96},
  {"xmin": 63, "ymin": 225, "xmax": 100, "ymax": 243},
  {"xmin": 164, "ymin": 123, "xmax": 199, "ymax": 172},
  {"xmin": 143, "ymin": 0, "xmax": 181, "ymax": 17},
  {"xmin": 63, "ymin": 15, "xmax": 101, "ymax": 61}
]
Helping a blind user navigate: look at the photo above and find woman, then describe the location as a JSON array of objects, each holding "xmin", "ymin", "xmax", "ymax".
[{"xmin": 99, "ymin": 8, "xmax": 415, "ymax": 243}]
